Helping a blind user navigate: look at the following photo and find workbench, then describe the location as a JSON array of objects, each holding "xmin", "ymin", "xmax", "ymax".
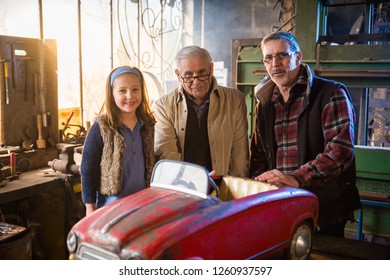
[
  {"xmin": 0, "ymin": 167, "xmax": 69, "ymax": 259},
  {"xmin": 0, "ymin": 168, "xmax": 63, "ymax": 205}
]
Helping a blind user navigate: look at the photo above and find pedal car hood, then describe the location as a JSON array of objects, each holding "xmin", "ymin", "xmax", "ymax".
[{"xmin": 71, "ymin": 187, "xmax": 220, "ymax": 259}]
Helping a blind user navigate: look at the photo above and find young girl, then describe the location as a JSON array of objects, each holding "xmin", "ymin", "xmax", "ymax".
[{"xmin": 80, "ymin": 66, "xmax": 155, "ymax": 216}]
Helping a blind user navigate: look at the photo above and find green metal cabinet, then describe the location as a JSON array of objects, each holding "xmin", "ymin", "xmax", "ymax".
[{"xmin": 349, "ymin": 146, "xmax": 390, "ymax": 240}]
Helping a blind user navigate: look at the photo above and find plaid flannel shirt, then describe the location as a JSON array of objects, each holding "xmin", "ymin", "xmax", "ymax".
[{"xmin": 273, "ymin": 70, "xmax": 355, "ymax": 187}]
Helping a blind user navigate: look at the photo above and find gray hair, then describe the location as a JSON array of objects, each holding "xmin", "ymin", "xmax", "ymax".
[
  {"xmin": 174, "ymin": 45, "xmax": 213, "ymax": 70},
  {"xmin": 261, "ymin": 32, "xmax": 301, "ymax": 53}
]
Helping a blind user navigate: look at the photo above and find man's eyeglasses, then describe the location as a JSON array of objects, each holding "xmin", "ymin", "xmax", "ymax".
[
  {"xmin": 262, "ymin": 52, "xmax": 295, "ymax": 64},
  {"xmin": 179, "ymin": 72, "xmax": 211, "ymax": 83}
]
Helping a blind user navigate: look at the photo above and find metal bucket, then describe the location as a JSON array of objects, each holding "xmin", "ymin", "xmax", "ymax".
[{"xmin": 0, "ymin": 229, "xmax": 32, "ymax": 259}]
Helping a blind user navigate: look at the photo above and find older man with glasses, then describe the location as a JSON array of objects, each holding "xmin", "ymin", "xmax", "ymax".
[
  {"xmin": 250, "ymin": 32, "xmax": 361, "ymax": 237},
  {"xmin": 153, "ymin": 45, "xmax": 249, "ymax": 179}
]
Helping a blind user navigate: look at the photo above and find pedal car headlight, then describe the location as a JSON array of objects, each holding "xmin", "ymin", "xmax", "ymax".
[{"xmin": 67, "ymin": 231, "xmax": 78, "ymax": 253}]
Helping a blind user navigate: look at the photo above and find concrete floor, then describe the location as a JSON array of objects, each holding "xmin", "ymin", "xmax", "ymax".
[{"xmin": 267, "ymin": 233, "xmax": 390, "ymax": 260}]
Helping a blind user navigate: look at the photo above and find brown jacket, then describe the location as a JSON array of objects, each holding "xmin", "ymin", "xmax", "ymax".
[{"xmin": 153, "ymin": 77, "xmax": 249, "ymax": 177}]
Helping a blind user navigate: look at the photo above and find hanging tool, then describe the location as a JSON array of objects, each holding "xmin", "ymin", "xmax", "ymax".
[
  {"xmin": 10, "ymin": 43, "xmax": 16, "ymax": 89},
  {"xmin": 36, "ymin": 113, "xmax": 46, "ymax": 149},
  {"xmin": 18, "ymin": 56, "xmax": 32, "ymax": 101},
  {"xmin": 3, "ymin": 61, "xmax": 10, "ymax": 104}
]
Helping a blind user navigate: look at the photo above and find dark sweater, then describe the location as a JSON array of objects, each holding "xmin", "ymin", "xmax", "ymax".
[{"xmin": 183, "ymin": 96, "xmax": 212, "ymax": 172}]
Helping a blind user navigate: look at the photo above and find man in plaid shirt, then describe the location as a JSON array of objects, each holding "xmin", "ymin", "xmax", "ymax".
[{"xmin": 249, "ymin": 32, "xmax": 361, "ymax": 237}]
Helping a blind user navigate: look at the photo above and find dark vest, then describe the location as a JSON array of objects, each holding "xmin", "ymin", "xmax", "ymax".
[
  {"xmin": 300, "ymin": 77, "xmax": 361, "ymax": 224},
  {"xmin": 183, "ymin": 102, "xmax": 212, "ymax": 172},
  {"xmin": 255, "ymin": 76, "xmax": 361, "ymax": 226}
]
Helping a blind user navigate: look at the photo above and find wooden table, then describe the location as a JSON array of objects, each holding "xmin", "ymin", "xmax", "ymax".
[{"xmin": 0, "ymin": 168, "xmax": 63, "ymax": 205}]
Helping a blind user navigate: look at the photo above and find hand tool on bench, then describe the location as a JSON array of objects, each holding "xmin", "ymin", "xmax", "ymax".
[{"xmin": 36, "ymin": 113, "xmax": 46, "ymax": 149}]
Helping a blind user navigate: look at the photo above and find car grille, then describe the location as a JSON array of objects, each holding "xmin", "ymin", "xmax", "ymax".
[{"xmin": 76, "ymin": 243, "xmax": 121, "ymax": 260}]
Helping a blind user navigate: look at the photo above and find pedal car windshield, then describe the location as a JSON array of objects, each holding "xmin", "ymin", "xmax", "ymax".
[{"xmin": 150, "ymin": 160, "xmax": 209, "ymax": 199}]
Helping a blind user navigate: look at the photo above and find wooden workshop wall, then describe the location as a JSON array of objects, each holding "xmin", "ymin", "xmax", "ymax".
[{"xmin": 0, "ymin": 35, "xmax": 58, "ymax": 148}]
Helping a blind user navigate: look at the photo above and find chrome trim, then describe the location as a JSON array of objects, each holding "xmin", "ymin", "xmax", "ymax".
[
  {"xmin": 101, "ymin": 207, "xmax": 140, "ymax": 234},
  {"xmin": 247, "ymin": 240, "xmax": 288, "ymax": 259},
  {"xmin": 77, "ymin": 242, "xmax": 120, "ymax": 260}
]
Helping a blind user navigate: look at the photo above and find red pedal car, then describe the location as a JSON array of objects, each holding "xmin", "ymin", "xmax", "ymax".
[{"xmin": 67, "ymin": 160, "xmax": 318, "ymax": 260}]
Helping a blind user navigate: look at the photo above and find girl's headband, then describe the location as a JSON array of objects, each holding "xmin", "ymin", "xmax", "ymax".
[{"xmin": 110, "ymin": 67, "xmax": 142, "ymax": 86}]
